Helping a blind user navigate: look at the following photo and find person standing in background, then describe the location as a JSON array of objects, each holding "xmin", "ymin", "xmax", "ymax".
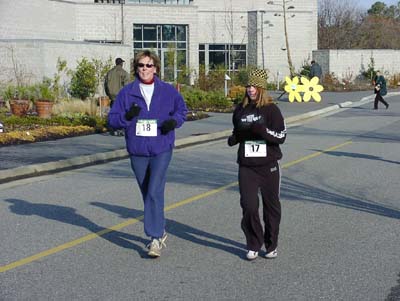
[
  {"xmin": 105, "ymin": 58, "xmax": 130, "ymax": 136},
  {"xmin": 309, "ymin": 60, "xmax": 322, "ymax": 81},
  {"xmin": 227, "ymin": 69, "xmax": 287, "ymax": 261},
  {"xmin": 108, "ymin": 50, "xmax": 187, "ymax": 258},
  {"xmin": 105, "ymin": 57, "xmax": 130, "ymax": 107}
]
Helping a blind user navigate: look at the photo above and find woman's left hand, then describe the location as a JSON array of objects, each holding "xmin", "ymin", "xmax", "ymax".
[
  {"xmin": 251, "ymin": 123, "xmax": 267, "ymax": 137},
  {"xmin": 161, "ymin": 119, "xmax": 177, "ymax": 135}
]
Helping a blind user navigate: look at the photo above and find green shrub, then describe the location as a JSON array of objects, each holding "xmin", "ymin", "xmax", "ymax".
[
  {"xmin": 1, "ymin": 85, "xmax": 35, "ymax": 102},
  {"xmin": 195, "ymin": 65, "xmax": 226, "ymax": 91},
  {"xmin": 231, "ymin": 66, "xmax": 254, "ymax": 87},
  {"xmin": 31, "ymin": 80, "xmax": 56, "ymax": 102},
  {"xmin": 69, "ymin": 58, "xmax": 97, "ymax": 100},
  {"xmin": 361, "ymin": 56, "xmax": 376, "ymax": 82},
  {"xmin": 298, "ymin": 60, "xmax": 311, "ymax": 78},
  {"xmin": 181, "ymin": 88, "xmax": 232, "ymax": 110}
]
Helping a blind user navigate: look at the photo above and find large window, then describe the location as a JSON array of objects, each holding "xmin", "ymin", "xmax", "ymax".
[
  {"xmin": 133, "ymin": 24, "xmax": 188, "ymax": 82},
  {"xmin": 199, "ymin": 44, "xmax": 247, "ymax": 72}
]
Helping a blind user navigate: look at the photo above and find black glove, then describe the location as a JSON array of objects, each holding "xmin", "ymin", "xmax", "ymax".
[
  {"xmin": 161, "ymin": 119, "xmax": 177, "ymax": 135},
  {"xmin": 251, "ymin": 123, "xmax": 267, "ymax": 139},
  {"xmin": 125, "ymin": 103, "xmax": 141, "ymax": 121},
  {"xmin": 227, "ymin": 135, "xmax": 238, "ymax": 146}
]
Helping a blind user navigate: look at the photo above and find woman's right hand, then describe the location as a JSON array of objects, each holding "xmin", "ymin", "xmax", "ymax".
[
  {"xmin": 125, "ymin": 103, "xmax": 141, "ymax": 121},
  {"xmin": 227, "ymin": 135, "xmax": 238, "ymax": 146}
]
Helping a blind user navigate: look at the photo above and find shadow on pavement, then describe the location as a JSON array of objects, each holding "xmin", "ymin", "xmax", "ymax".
[
  {"xmin": 90, "ymin": 201, "xmax": 246, "ymax": 258},
  {"xmin": 4, "ymin": 198, "xmax": 148, "ymax": 257},
  {"xmin": 2, "ymin": 198, "xmax": 245, "ymax": 259},
  {"xmin": 281, "ymin": 178, "xmax": 400, "ymax": 220},
  {"xmin": 316, "ymin": 150, "xmax": 400, "ymax": 165},
  {"xmin": 386, "ymin": 272, "xmax": 400, "ymax": 300}
]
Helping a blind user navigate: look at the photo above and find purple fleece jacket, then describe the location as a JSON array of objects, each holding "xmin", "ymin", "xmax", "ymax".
[{"xmin": 108, "ymin": 76, "xmax": 187, "ymax": 156}]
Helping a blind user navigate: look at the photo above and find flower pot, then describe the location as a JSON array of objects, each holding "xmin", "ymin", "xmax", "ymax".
[
  {"xmin": 10, "ymin": 100, "xmax": 30, "ymax": 117},
  {"xmin": 35, "ymin": 100, "xmax": 54, "ymax": 119}
]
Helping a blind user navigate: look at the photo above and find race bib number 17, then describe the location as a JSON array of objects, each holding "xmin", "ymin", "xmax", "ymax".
[
  {"xmin": 136, "ymin": 119, "xmax": 157, "ymax": 137},
  {"xmin": 244, "ymin": 141, "xmax": 267, "ymax": 157}
]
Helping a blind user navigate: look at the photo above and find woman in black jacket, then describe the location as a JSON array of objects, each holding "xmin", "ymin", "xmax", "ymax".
[{"xmin": 228, "ymin": 69, "xmax": 287, "ymax": 260}]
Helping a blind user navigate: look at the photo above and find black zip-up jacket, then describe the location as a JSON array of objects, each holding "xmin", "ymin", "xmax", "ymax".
[{"xmin": 230, "ymin": 102, "xmax": 286, "ymax": 166}]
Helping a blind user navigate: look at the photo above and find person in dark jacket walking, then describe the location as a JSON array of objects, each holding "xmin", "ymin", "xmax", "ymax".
[
  {"xmin": 373, "ymin": 70, "xmax": 389, "ymax": 110},
  {"xmin": 227, "ymin": 69, "xmax": 287, "ymax": 261},
  {"xmin": 108, "ymin": 50, "xmax": 187, "ymax": 258}
]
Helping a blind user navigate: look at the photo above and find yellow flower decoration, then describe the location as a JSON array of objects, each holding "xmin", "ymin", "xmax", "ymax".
[
  {"xmin": 300, "ymin": 76, "xmax": 324, "ymax": 102},
  {"xmin": 284, "ymin": 76, "xmax": 303, "ymax": 102}
]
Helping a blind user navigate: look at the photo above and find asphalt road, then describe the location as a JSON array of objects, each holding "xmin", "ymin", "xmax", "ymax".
[{"xmin": 0, "ymin": 97, "xmax": 399, "ymax": 300}]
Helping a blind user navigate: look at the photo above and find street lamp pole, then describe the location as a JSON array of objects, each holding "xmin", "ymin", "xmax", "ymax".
[
  {"xmin": 282, "ymin": 1, "xmax": 295, "ymax": 77},
  {"xmin": 260, "ymin": 10, "xmax": 266, "ymax": 69},
  {"xmin": 120, "ymin": 0, "xmax": 125, "ymax": 44},
  {"xmin": 267, "ymin": 0, "xmax": 296, "ymax": 77}
]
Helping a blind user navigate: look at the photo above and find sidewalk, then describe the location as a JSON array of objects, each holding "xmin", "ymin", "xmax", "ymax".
[{"xmin": 0, "ymin": 90, "xmax": 397, "ymax": 183}]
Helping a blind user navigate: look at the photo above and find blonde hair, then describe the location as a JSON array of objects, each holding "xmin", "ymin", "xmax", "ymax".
[
  {"xmin": 133, "ymin": 50, "xmax": 161, "ymax": 75},
  {"xmin": 241, "ymin": 87, "xmax": 273, "ymax": 108}
]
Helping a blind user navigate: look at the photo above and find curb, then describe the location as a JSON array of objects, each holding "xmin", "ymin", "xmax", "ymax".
[{"xmin": 2, "ymin": 93, "xmax": 397, "ymax": 184}]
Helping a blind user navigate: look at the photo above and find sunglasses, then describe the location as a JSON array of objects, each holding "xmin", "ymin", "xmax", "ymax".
[{"xmin": 137, "ymin": 63, "xmax": 154, "ymax": 68}]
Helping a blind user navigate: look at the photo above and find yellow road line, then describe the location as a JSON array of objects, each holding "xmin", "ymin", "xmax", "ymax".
[
  {"xmin": 282, "ymin": 141, "xmax": 353, "ymax": 169},
  {"xmin": 0, "ymin": 140, "xmax": 352, "ymax": 273}
]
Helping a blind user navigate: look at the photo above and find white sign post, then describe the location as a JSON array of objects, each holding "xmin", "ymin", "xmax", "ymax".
[{"xmin": 224, "ymin": 74, "xmax": 231, "ymax": 97}]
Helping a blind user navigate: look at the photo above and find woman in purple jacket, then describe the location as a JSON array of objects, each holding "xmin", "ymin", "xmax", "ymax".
[{"xmin": 108, "ymin": 50, "xmax": 187, "ymax": 258}]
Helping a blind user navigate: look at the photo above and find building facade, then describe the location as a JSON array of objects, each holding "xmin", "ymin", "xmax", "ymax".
[{"xmin": 0, "ymin": 0, "xmax": 318, "ymax": 85}]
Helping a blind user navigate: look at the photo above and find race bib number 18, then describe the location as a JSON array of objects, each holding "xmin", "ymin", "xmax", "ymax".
[
  {"xmin": 244, "ymin": 141, "xmax": 267, "ymax": 157},
  {"xmin": 136, "ymin": 119, "xmax": 157, "ymax": 137}
]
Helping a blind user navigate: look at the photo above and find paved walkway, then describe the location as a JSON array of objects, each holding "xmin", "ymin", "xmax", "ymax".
[{"xmin": 1, "ymin": 90, "xmax": 398, "ymax": 183}]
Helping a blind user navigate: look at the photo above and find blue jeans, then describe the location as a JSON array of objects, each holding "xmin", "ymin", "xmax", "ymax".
[{"xmin": 130, "ymin": 150, "xmax": 172, "ymax": 239}]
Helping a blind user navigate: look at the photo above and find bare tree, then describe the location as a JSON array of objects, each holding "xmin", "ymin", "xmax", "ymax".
[
  {"xmin": 355, "ymin": 14, "xmax": 400, "ymax": 48},
  {"xmin": 2, "ymin": 46, "xmax": 34, "ymax": 86},
  {"xmin": 318, "ymin": 0, "xmax": 400, "ymax": 49},
  {"xmin": 318, "ymin": 0, "xmax": 363, "ymax": 49}
]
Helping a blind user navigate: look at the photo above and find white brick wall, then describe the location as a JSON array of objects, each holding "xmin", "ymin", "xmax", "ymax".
[
  {"xmin": 0, "ymin": 0, "xmax": 318, "ymax": 83},
  {"xmin": 313, "ymin": 49, "xmax": 400, "ymax": 80},
  {"xmin": 195, "ymin": 0, "xmax": 317, "ymax": 12},
  {"xmin": 0, "ymin": 40, "xmax": 131, "ymax": 85},
  {"xmin": 0, "ymin": 0, "xmax": 76, "ymax": 40}
]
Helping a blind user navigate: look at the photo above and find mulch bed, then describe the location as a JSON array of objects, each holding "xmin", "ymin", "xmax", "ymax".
[{"xmin": 0, "ymin": 111, "xmax": 213, "ymax": 146}]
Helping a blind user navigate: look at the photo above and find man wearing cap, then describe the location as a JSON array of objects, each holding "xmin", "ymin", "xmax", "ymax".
[
  {"xmin": 105, "ymin": 58, "xmax": 130, "ymax": 107},
  {"xmin": 227, "ymin": 69, "xmax": 287, "ymax": 261},
  {"xmin": 105, "ymin": 58, "xmax": 130, "ymax": 135}
]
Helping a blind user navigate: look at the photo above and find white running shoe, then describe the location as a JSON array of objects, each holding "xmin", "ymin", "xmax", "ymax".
[
  {"xmin": 147, "ymin": 232, "xmax": 167, "ymax": 258},
  {"xmin": 265, "ymin": 249, "xmax": 278, "ymax": 259},
  {"xmin": 148, "ymin": 239, "xmax": 162, "ymax": 257},
  {"xmin": 246, "ymin": 250, "xmax": 259, "ymax": 260}
]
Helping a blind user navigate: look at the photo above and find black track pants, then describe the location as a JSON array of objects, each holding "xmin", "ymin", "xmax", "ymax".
[
  {"xmin": 239, "ymin": 162, "xmax": 281, "ymax": 252},
  {"xmin": 374, "ymin": 92, "xmax": 388, "ymax": 109}
]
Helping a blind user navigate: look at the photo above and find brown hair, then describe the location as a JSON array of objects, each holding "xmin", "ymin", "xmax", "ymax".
[
  {"xmin": 241, "ymin": 87, "xmax": 273, "ymax": 108},
  {"xmin": 133, "ymin": 50, "xmax": 161, "ymax": 75}
]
